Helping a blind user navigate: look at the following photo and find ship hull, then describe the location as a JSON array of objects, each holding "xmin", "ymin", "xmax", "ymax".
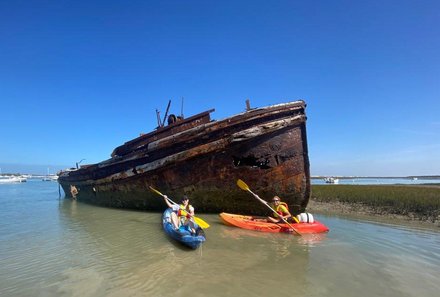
[{"xmin": 58, "ymin": 101, "xmax": 311, "ymax": 215}]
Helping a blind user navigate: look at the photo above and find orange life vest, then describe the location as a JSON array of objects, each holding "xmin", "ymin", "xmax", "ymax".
[
  {"xmin": 272, "ymin": 202, "xmax": 290, "ymax": 217},
  {"xmin": 177, "ymin": 204, "xmax": 193, "ymax": 223}
]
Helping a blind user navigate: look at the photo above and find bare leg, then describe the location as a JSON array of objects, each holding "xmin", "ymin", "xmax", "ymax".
[
  {"xmin": 184, "ymin": 220, "xmax": 197, "ymax": 233},
  {"xmin": 170, "ymin": 212, "xmax": 180, "ymax": 230}
]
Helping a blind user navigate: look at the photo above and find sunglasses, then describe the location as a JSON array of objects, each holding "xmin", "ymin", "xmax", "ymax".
[{"xmin": 273, "ymin": 199, "xmax": 280, "ymax": 202}]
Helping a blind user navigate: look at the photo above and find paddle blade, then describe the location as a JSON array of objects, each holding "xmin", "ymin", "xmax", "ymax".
[
  {"xmin": 236, "ymin": 179, "xmax": 250, "ymax": 191},
  {"xmin": 148, "ymin": 186, "xmax": 163, "ymax": 197},
  {"xmin": 194, "ymin": 216, "xmax": 210, "ymax": 229}
]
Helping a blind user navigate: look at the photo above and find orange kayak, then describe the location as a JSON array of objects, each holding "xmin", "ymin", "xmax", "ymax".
[{"xmin": 219, "ymin": 212, "xmax": 329, "ymax": 235}]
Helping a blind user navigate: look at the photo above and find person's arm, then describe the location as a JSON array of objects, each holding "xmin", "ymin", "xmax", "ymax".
[
  {"xmin": 163, "ymin": 195, "xmax": 174, "ymax": 208},
  {"xmin": 188, "ymin": 205, "xmax": 195, "ymax": 216},
  {"xmin": 279, "ymin": 205, "xmax": 292, "ymax": 220}
]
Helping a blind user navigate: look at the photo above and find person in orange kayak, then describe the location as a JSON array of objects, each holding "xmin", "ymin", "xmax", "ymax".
[
  {"xmin": 163, "ymin": 194, "xmax": 197, "ymax": 233},
  {"xmin": 267, "ymin": 196, "xmax": 294, "ymax": 223}
]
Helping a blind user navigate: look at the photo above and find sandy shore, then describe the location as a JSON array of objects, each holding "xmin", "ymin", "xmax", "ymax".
[{"xmin": 307, "ymin": 199, "xmax": 440, "ymax": 228}]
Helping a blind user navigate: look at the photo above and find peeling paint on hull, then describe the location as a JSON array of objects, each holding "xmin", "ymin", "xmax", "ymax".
[{"xmin": 58, "ymin": 100, "xmax": 311, "ymax": 215}]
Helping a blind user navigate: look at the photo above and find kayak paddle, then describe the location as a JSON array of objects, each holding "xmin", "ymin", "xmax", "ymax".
[{"xmin": 236, "ymin": 179, "xmax": 300, "ymax": 235}]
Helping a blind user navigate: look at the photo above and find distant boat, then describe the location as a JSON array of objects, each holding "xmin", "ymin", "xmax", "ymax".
[
  {"xmin": 324, "ymin": 177, "xmax": 339, "ymax": 184},
  {"xmin": 42, "ymin": 175, "xmax": 58, "ymax": 181},
  {"xmin": 0, "ymin": 176, "xmax": 27, "ymax": 183},
  {"xmin": 43, "ymin": 168, "xmax": 59, "ymax": 181}
]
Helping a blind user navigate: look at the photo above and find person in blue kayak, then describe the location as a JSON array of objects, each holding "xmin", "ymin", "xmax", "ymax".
[
  {"xmin": 267, "ymin": 196, "xmax": 294, "ymax": 223},
  {"xmin": 163, "ymin": 194, "xmax": 198, "ymax": 233}
]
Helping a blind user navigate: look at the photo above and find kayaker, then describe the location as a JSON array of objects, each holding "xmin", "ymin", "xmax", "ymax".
[
  {"xmin": 267, "ymin": 196, "xmax": 293, "ymax": 223},
  {"xmin": 163, "ymin": 194, "xmax": 198, "ymax": 233}
]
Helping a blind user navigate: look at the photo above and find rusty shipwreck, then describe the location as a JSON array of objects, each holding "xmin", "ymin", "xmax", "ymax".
[{"xmin": 58, "ymin": 100, "xmax": 311, "ymax": 215}]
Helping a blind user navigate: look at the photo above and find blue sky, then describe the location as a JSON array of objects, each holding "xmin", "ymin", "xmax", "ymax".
[{"xmin": 1, "ymin": 0, "xmax": 439, "ymax": 176}]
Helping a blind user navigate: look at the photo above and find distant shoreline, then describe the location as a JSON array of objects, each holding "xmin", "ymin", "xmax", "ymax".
[{"xmin": 308, "ymin": 184, "xmax": 440, "ymax": 227}]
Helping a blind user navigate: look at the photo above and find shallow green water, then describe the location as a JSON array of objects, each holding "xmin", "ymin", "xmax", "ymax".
[{"xmin": 0, "ymin": 181, "xmax": 439, "ymax": 297}]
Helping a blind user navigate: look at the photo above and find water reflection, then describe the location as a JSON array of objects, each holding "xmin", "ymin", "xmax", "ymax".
[
  {"xmin": 297, "ymin": 233, "xmax": 328, "ymax": 247},
  {"xmin": 54, "ymin": 199, "xmax": 185, "ymax": 296},
  {"xmin": 220, "ymin": 225, "xmax": 329, "ymax": 255}
]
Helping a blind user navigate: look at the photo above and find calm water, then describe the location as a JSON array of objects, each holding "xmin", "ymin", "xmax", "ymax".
[{"xmin": 1, "ymin": 180, "xmax": 439, "ymax": 297}]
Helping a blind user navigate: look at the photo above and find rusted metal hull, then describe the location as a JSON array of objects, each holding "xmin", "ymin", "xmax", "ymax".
[{"xmin": 58, "ymin": 100, "xmax": 311, "ymax": 215}]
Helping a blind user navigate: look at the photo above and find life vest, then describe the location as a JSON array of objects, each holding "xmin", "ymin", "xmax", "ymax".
[
  {"xmin": 177, "ymin": 204, "xmax": 193, "ymax": 223},
  {"xmin": 271, "ymin": 202, "xmax": 300, "ymax": 223},
  {"xmin": 272, "ymin": 202, "xmax": 290, "ymax": 217}
]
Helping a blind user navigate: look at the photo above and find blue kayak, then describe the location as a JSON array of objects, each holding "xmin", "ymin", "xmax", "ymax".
[{"xmin": 162, "ymin": 208, "xmax": 206, "ymax": 249}]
